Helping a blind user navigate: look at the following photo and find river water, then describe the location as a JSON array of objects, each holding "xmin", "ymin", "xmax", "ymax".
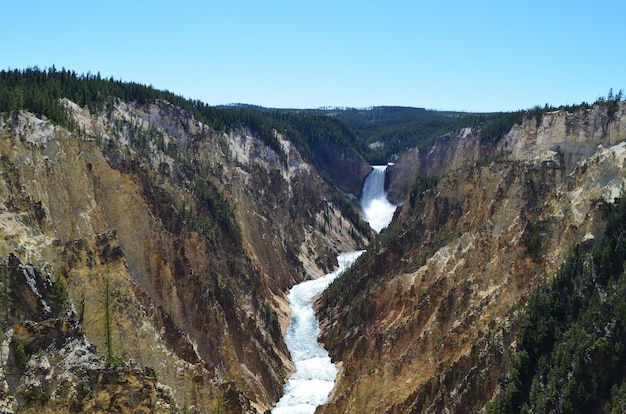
[
  {"xmin": 272, "ymin": 165, "xmax": 396, "ymax": 413},
  {"xmin": 272, "ymin": 251, "xmax": 364, "ymax": 414}
]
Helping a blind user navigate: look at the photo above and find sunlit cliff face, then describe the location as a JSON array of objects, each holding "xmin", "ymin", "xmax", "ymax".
[{"xmin": 317, "ymin": 102, "xmax": 626, "ymax": 413}]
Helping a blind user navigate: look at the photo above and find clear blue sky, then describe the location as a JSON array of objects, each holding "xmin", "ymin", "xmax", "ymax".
[{"xmin": 3, "ymin": 1, "xmax": 625, "ymax": 112}]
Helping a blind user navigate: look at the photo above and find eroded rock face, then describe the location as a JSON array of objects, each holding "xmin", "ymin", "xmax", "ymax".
[
  {"xmin": 500, "ymin": 101, "xmax": 626, "ymax": 171},
  {"xmin": 317, "ymin": 103, "xmax": 626, "ymax": 413},
  {"xmin": 386, "ymin": 128, "xmax": 488, "ymax": 204},
  {"xmin": 0, "ymin": 100, "xmax": 370, "ymax": 413},
  {"xmin": 308, "ymin": 138, "xmax": 372, "ymax": 198},
  {"xmin": 0, "ymin": 254, "xmax": 172, "ymax": 414},
  {"xmin": 386, "ymin": 102, "xmax": 626, "ymax": 206}
]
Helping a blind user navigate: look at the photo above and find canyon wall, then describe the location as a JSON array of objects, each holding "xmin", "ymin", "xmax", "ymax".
[
  {"xmin": 3, "ymin": 94, "xmax": 625, "ymax": 413},
  {"xmin": 317, "ymin": 101, "xmax": 626, "ymax": 413},
  {"xmin": 500, "ymin": 101, "xmax": 626, "ymax": 170},
  {"xmin": 386, "ymin": 101, "xmax": 626, "ymax": 205},
  {"xmin": 385, "ymin": 127, "xmax": 488, "ymax": 204}
]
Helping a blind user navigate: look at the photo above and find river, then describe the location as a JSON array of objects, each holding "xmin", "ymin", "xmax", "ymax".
[
  {"xmin": 272, "ymin": 251, "xmax": 364, "ymax": 414},
  {"xmin": 272, "ymin": 165, "xmax": 396, "ymax": 413}
]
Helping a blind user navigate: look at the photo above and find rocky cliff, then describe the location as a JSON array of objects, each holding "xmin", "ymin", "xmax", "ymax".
[
  {"xmin": 385, "ymin": 127, "xmax": 489, "ymax": 204},
  {"xmin": 308, "ymin": 138, "xmax": 372, "ymax": 199},
  {"xmin": 500, "ymin": 100, "xmax": 626, "ymax": 171},
  {"xmin": 3, "ymin": 74, "xmax": 625, "ymax": 413},
  {"xmin": 317, "ymin": 101, "xmax": 626, "ymax": 413},
  {"xmin": 386, "ymin": 101, "xmax": 626, "ymax": 205},
  {"xmin": 0, "ymin": 98, "xmax": 370, "ymax": 413}
]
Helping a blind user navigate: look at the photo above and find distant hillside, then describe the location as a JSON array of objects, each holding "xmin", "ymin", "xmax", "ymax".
[
  {"xmin": 221, "ymin": 104, "xmax": 537, "ymax": 165},
  {"xmin": 331, "ymin": 106, "xmax": 472, "ymax": 161},
  {"xmin": 0, "ymin": 67, "xmax": 553, "ymax": 172},
  {"xmin": 296, "ymin": 106, "xmax": 535, "ymax": 164}
]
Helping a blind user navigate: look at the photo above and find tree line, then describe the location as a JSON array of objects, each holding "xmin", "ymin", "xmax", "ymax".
[
  {"xmin": 0, "ymin": 67, "xmax": 286, "ymax": 159},
  {"xmin": 0, "ymin": 67, "xmax": 371, "ymax": 166},
  {"xmin": 4, "ymin": 67, "xmax": 620, "ymax": 168}
]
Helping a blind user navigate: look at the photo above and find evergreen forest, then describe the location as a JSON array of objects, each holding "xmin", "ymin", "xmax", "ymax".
[{"xmin": 488, "ymin": 194, "xmax": 626, "ymax": 413}]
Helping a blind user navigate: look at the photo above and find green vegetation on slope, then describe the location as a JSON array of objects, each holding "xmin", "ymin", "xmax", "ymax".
[
  {"xmin": 331, "ymin": 106, "xmax": 473, "ymax": 162},
  {"xmin": 0, "ymin": 66, "xmax": 285, "ymax": 160},
  {"xmin": 236, "ymin": 105, "xmax": 541, "ymax": 164},
  {"xmin": 488, "ymin": 195, "xmax": 626, "ymax": 413},
  {"xmin": 6, "ymin": 67, "xmax": 618, "ymax": 170},
  {"xmin": 0, "ymin": 67, "xmax": 370, "ymax": 172},
  {"xmin": 325, "ymin": 106, "xmax": 540, "ymax": 163},
  {"xmin": 264, "ymin": 109, "xmax": 369, "ymax": 163}
]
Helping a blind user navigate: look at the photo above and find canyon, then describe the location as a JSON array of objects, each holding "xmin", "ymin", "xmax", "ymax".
[{"xmin": 0, "ymin": 74, "xmax": 625, "ymax": 413}]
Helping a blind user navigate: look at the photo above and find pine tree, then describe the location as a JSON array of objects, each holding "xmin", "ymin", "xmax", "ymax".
[{"xmin": 104, "ymin": 277, "xmax": 114, "ymax": 366}]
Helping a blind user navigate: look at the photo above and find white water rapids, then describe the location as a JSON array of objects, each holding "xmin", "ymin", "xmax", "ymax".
[
  {"xmin": 272, "ymin": 251, "xmax": 364, "ymax": 414},
  {"xmin": 272, "ymin": 165, "xmax": 396, "ymax": 413}
]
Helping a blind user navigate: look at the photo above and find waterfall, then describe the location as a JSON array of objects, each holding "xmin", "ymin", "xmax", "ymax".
[
  {"xmin": 361, "ymin": 165, "xmax": 397, "ymax": 232},
  {"xmin": 273, "ymin": 165, "xmax": 396, "ymax": 413}
]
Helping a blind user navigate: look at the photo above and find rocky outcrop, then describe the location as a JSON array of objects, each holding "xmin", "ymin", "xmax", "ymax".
[
  {"xmin": 500, "ymin": 101, "xmax": 626, "ymax": 171},
  {"xmin": 0, "ymin": 99, "xmax": 370, "ymax": 413},
  {"xmin": 8, "ymin": 321, "xmax": 172, "ymax": 414},
  {"xmin": 386, "ymin": 128, "xmax": 489, "ymax": 204},
  {"xmin": 0, "ymin": 254, "xmax": 172, "ymax": 414},
  {"xmin": 384, "ymin": 147, "xmax": 421, "ymax": 204},
  {"xmin": 317, "ymin": 102, "xmax": 626, "ymax": 413},
  {"xmin": 386, "ymin": 102, "xmax": 626, "ymax": 206},
  {"xmin": 309, "ymin": 138, "xmax": 372, "ymax": 198}
]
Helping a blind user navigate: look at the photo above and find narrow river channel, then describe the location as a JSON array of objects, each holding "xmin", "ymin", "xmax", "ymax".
[
  {"xmin": 272, "ymin": 251, "xmax": 364, "ymax": 414},
  {"xmin": 273, "ymin": 165, "xmax": 396, "ymax": 413}
]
